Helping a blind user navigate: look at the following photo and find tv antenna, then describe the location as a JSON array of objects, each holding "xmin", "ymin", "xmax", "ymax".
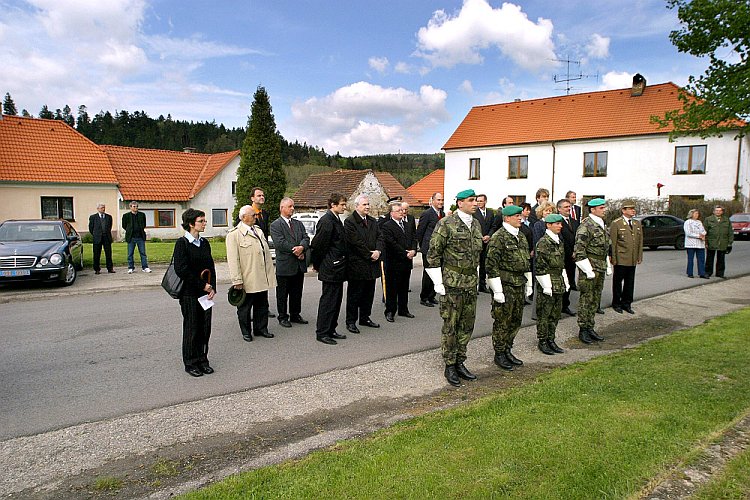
[{"xmin": 552, "ymin": 58, "xmax": 598, "ymax": 95}]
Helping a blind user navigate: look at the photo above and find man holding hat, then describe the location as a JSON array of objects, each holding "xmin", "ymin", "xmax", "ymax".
[
  {"xmin": 574, "ymin": 198, "xmax": 610, "ymax": 343},
  {"xmin": 609, "ymin": 200, "xmax": 643, "ymax": 314},
  {"xmin": 486, "ymin": 204, "xmax": 533, "ymax": 370},
  {"xmin": 534, "ymin": 213, "xmax": 569, "ymax": 355},
  {"xmin": 426, "ymin": 189, "xmax": 483, "ymax": 386}
]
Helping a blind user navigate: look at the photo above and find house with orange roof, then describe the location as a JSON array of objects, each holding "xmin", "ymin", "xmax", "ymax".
[
  {"xmin": 407, "ymin": 169, "xmax": 444, "ymax": 207},
  {"xmin": 443, "ymin": 75, "xmax": 749, "ymax": 210}
]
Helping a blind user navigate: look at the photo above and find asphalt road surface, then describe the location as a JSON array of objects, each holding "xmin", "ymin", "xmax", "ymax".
[{"xmin": 1, "ymin": 241, "xmax": 748, "ymax": 440}]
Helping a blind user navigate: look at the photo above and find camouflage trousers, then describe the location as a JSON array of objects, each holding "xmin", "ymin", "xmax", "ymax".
[
  {"xmin": 491, "ymin": 284, "xmax": 524, "ymax": 352},
  {"xmin": 577, "ymin": 270, "xmax": 604, "ymax": 330},
  {"xmin": 535, "ymin": 286, "xmax": 562, "ymax": 341},
  {"xmin": 439, "ymin": 286, "xmax": 477, "ymax": 365}
]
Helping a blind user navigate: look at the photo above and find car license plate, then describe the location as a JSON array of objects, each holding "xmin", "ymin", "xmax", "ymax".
[{"xmin": 0, "ymin": 269, "xmax": 31, "ymax": 277}]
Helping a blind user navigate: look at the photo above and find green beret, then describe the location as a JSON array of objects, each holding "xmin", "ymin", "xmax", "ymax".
[
  {"xmin": 455, "ymin": 189, "xmax": 476, "ymax": 200},
  {"xmin": 227, "ymin": 287, "xmax": 246, "ymax": 307},
  {"xmin": 621, "ymin": 199, "xmax": 636, "ymax": 209},
  {"xmin": 544, "ymin": 213, "xmax": 564, "ymax": 223},
  {"xmin": 587, "ymin": 198, "xmax": 606, "ymax": 207},
  {"xmin": 502, "ymin": 205, "xmax": 523, "ymax": 216}
]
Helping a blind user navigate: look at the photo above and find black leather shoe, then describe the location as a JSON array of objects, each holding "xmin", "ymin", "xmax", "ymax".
[
  {"xmin": 478, "ymin": 285, "xmax": 490, "ymax": 294},
  {"xmin": 199, "ymin": 364, "xmax": 214, "ymax": 374},
  {"xmin": 94, "ymin": 270, "xmax": 101, "ymax": 275},
  {"xmin": 613, "ymin": 306, "xmax": 623, "ymax": 314},
  {"xmin": 588, "ymin": 329, "xmax": 604, "ymax": 341},
  {"xmin": 242, "ymin": 334, "xmax": 253, "ymax": 342},
  {"xmin": 444, "ymin": 365, "xmax": 461, "ymax": 386},
  {"xmin": 420, "ymin": 300, "xmax": 435, "ymax": 307},
  {"xmin": 569, "ymin": 285, "xmax": 578, "ymax": 291},
  {"xmin": 398, "ymin": 312, "xmax": 415, "ymax": 318},
  {"xmin": 107, "ymin": 269, "xmax": 116, "ymax": 273},
  {"xmin": 317, "ymin": 336, "xmax": 337, "ymax": 345},
  {"xmin": 279, "ymin": 319, "xmax": 292, "ymax": 328},
  {"xmin": 359, "ymin": 319, "xmax": 380, "ymax": 328},
  {"xmin": 429, "ymin": 298, "xmax": 439, "ymax": 305},
  {"xmin": 597, "ymin": 307, "xmax": 605, "ymax": 314},
  {"xmin": 494, "ymin": 352, "xmax": 514, "ymax": 371},
  {"xmin": 331, "ymin": 332, "xmax": 347, "ymax": 340},
  {"xmin": 455, "ymin": 362, "xmax": 477, "ymax": 380},
  {"xmin": 290, "ymin": 316, "xmax": 309, "ymax": 324},
  {"xmin": 257, "ymin": 330, "xmax": 275, "ymax": 338},
  {"xmin": 385, "ymin": 312, "xmax": 395, "ymax": 322},
  {"xmin": 549, "ymin": 340, "xmax": 565, "ymax": 353},
  {"xmin": 185, "ymin": 366, "xmax": 203, "ymax": 377},
  {"xmin": 700, "ymin": 275, "xmax": 710, "ymax": 279},
  {"xmin": 346, "ymin": 323, "xmax": 360, "ymax": 334},
  {"xmin": 538, "ymin": 340, "xmax": 555, "ymax": 355},
  {"xmin": 562, "ymin": 307, "xmax": 576, "ymax": 316},
  {"xmin": 268, "ymin": 312, "xmax": 276, "ymax": 318},
  {"xmin": 578, "ymin": 329, "xmax": 593, "ymax": 344},
  {"xmin": 506, "ymin": 349, "xmax": 523, "ymax": 366},
  {"xmin": 623, "ymin": 306, "xmax": 635, "ymax": 314}
]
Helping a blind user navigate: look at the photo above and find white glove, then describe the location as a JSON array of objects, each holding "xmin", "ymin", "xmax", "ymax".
[
  {"xmin": 536, "ymin": 274, "xmax": 553, "ymax": 296},
  {"xmin": 426, "ymin": 267, "xmax": 446, "ymax": 296},
  {"xmin": 562, "ymin": 270, "xmax": 570, "ymax": 292},
  {"xmin": 524, "ymin": 272, "xmax": 533, "ymax": 297},
  {"xmin": 487, "ymin": 277, "xmax": 505, "ymax": 303},
  {"xmin": 576, "ymin": 258, "xmax": 596, "ymax": 279},
  {"xmin": 606, "ymin": 259, "xmax": 613, "ymax": 276}
]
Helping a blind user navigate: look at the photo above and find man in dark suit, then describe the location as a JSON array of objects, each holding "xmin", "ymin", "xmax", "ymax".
[
  {"xmin": 400, "ymin": 201, "xmax": 417, "ymax": 235},
  {"xmin": 270, "ymin": 197, "xmax": 310, "ymax": 328},
  {"xmin": 250, "ymin": 187, "xmax": 276, "ymax": 318},
  {"xmin": 88, "ymin": 203, "xmax": 115, "ymax": 274},
  {"xmin": 566, "ymin": 190, "xmax": 582, "ymax": 223},
  {"xmin": 382, "ymin": 202, "xmax": 417, "ymax": 322},
  {"xmin": 473, "ymin": 194, "xmax": 495, "ymax": 293},
  {"xmin": 416, "ymin": 192, "xmax": 444, "ymax": 307},
  {"xmin": 557, "ymin": 198, "xmax": 579, "ymax": 315},
  {"xmin": 311, "ymin": 193, "xmax": 349, "ymax": 345},
  {"xmin": 344, "ymin": 195, "xmax": 384, "ymax": 334}
]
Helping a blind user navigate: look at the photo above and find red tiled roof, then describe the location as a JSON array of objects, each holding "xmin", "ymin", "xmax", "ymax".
[
  {"xmin": 443, "ymin": 82, "xmax": 701, "ymax": 150},
  {"xmin": 407, "ymin": 169, "xmax": 444, "ymax": 205},
  {"xmin": 0, "ymin": 115, "xmax": 117, "ymax": 184},
  {"xmin": 373, "ymin": 171, "xmax": 419, "ymax": 206},
  {"xmin": 102, "ymin": 145, "xmax": 238, "ymax": 201}
]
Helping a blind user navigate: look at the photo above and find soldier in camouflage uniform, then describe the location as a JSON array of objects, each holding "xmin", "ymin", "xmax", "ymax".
[
  {"xmin": 486, "ymin": 205, "xmax": 532, "ymax": 371},
  {"xmin": 573, "ymin": 198, "xmax": 611, "ymax": 344},
  {"xmin": 426, "ymin": 189, "xmax": 484, "ymax": 387},
  {"xmin": 535, "ymin": 213, "xmax": 569, "ymax": 355}
]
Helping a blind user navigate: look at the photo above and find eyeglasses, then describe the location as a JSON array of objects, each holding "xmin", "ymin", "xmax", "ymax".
[{"xmin": 195, "ymin": 219, "xmax": 207, "ymax": 223}]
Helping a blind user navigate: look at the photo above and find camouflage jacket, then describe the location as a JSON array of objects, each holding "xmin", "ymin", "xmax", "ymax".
[
  {"xmin": 574, "ymin": 216, "xmax": 610, "ymax": 272},
  {"xmin": 486, "ymin": 226, "xmax": 530, "ymax": 287},
  {"xmin": 535, "ymin": 233, "xmax": 566, "ymax": 294},
  {"xmin": 426, "ymin": 212, "xmax": 483, "ymax": 289}
]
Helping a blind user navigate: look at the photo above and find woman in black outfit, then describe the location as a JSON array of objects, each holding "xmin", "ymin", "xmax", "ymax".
[{"xmin": 173, "ymin": 209, "xmax": 217, "ymax": 377}]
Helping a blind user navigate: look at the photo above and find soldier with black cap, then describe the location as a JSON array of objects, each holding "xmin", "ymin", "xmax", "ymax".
[
  {"xmin": 534, "ymin": 213, "xmax": 569, "ymax": 355},
  {"xmin": 486, "ymin": 204, "xmax": 533, "ymax": 370},
  {"xmin": 426, "ymin": 188, "xmax": 483, "ymax": 386},
  {"xmin": 574, "ymin": 198, "xmax": 611, "ymax": 343},
  {"xmin": 609, "ymin": 200, "xmax": 643, "ymax": 314}
]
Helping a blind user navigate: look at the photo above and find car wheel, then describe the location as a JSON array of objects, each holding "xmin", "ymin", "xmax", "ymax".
[
  {"xmin": 674, "ymin": 238, "xmax": 685, "ymax": 251},
  {"xmin": 61, "ymin": 260, "xmax": 77, "ymax": 286},
  {"xmin": 648, "ymin": 245, "xmax": 658, "ymax": 251}
]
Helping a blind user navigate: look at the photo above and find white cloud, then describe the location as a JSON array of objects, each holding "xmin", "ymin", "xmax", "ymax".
[
  {"xmin": 145, "ymin": 35, "xmax": 265, "ymax": 61},
  {"xmin": 394, "ymin": 61, "xmax": 412, "ymax": 74},
  {"xmin": 459, "ymin": 80, "xmax": 474, "ymax": 94},
  {"xmin": 414, "ymin": 0, "xmax": 556, "ymax": 72},
  {"xmin": 599, "ymin": 71, "xmax": 636, "ymax": 90},
  {"xmin": 288, "ymin": 81, "xmax": 449, "ymax": 155},
  {"xmin": 585, "ymin": 33, "xmax": 610, "ymax": 60},
  {"xmin": 368, "ymin": 56, "xmax": 389, "ymax": 74}
]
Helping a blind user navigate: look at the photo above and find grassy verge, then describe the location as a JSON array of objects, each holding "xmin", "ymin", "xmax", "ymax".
[
  {"xmin": 184, "ymin": 308, "xmax": 750, "ymax": 499},
  {"xmin": 83, "ymin": 241, "xmax": 227, "ymax": 268},
  {"xmin": 692, "ymin": 445, "xmax": 750, "ymax": 499}
]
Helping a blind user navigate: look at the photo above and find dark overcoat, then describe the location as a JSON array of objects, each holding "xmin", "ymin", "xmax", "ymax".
[
  {"xmin": 344, "ymin": 211, "xmax": 384, "ymax": 280},
  {"xmin": 311, "ymin": 210, "xmax": 347, "ymax": 282}
]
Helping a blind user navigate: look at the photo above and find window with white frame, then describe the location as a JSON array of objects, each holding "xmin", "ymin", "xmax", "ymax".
[
  {"xmin": 41, "ymin": 196, "xmax": 74, "ymax": 221},
  {"xmin": 142, "ymin": 209, "xmax": 175, "ymax": 228},
  {"xmin": 469, "ymin": 158, "xmax": 480, "ymax": 180}
]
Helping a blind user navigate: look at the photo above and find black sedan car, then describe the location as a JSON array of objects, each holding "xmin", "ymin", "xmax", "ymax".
[
  {"xmin": 0, "ymin": 219, "xmax": 84, "ymax": 286},
  {"xmin": 634, "ymin": 214, "xmax": 685, "ymax": 250}
]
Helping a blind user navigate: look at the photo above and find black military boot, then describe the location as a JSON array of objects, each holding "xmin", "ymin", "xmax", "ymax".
[
  {"xmin": 578, "ymin": 328, "xmax": 593, "ymax": 344},
  {"xmin": 505, "ymin": 349, "xmax": 523, "ymax": 366},
  {"xmin": 494, "ymin": 352, "xmax": 514, "ymax": 371},
  {"xmin": 588, "ymin": 329, "xmax": 604, "ymax": 341},
  {"xmin": 537, "ymin": 340, "xmax": 555, "ymax": 355},
  {"xmin": 444, "ymin": 365, "xmax": 461, "ymax": 386},
  {"xmin": 548, "ymin": 339, "xmax": 565, "ymax": 353},
  {"xmin": 455, "ymin": 362, "xmax": 477, "ymax": 380}
]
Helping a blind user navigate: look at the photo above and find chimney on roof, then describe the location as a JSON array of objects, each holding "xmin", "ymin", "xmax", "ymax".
[
  {"xmin": 631, "ymin": 73, "xmax": 646, "ymax": 97},
  {"xmin": 183, "ymin": 147, "xmax": 196, "ymax": 153},
  {"xmin": 514, "ymin": 98, "xmax": 521, "ymax": 102}
]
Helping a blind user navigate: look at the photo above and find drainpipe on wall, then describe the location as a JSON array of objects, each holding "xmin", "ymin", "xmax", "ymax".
[
  {"xmin": 550, "ymin": 142, "xmax": 556, "ymax": 200},
  {"xmin": 735, "ymin": 134, "xmax": 743, "ymax": 203}
]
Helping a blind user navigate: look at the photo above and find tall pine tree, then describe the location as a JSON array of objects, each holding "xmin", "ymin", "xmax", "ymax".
[
  {"xmin": 233, "ymin": 86, "xmax": 287, "ymax": 223},
  {"xmin": 3, "ymin": 93, "xmax": 18, "ymax": 115}
]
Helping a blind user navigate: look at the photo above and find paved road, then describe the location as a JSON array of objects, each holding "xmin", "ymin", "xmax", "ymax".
[{"xmin": 1, "ymin": 241, "xmax": 748, "ymax": 440}]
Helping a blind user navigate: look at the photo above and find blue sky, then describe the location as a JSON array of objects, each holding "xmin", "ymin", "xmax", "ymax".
[{"xmin": 0, "ymin": 0, "xmax": 708, "ymax": 155}]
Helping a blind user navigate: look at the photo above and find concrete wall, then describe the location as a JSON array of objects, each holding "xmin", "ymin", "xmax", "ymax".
[
  {"xmin": 190, "ymin": 156, "xmax": 239, "ymax": 237},
  {"xmin": 349, "ymin": 172, "xmax": 389, "ymax": 216}
]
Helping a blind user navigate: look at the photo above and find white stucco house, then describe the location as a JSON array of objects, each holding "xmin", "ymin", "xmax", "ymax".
[{"xmin": 442, "ymin": 75, "xmax": 749, "ymax": 210}]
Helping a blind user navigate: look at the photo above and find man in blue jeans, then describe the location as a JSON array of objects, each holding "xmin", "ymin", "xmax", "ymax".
[{"xmin": 122, "ymin": 201, "xmax": 151, "ymax": 273}]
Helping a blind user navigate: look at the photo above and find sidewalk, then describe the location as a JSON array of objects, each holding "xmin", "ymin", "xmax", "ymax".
[{"xmin": 1, "ymin": 275, "xmax": 749, "ymax": 498}]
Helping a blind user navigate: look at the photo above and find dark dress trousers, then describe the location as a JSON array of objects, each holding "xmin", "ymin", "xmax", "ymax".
[
  {"xmin": 270, "ymin": 217, "xmax": 310, "ymax": 321},
  {"xmin": 88, "ymin": 212, "xmax": 114, "ymax": 272},
  {"xmin": 311, "ymin": 210, "xmax": 348, "ymax": 339},
  {"xmin": 344, "ymin": 211, "xmax": 384, "ymax": 325},
  {"xmin": 382, "ymin": 218, "xmax": 416, "ymax": 315},
  {"xmin": 474, "ymin": 208, "xmax": 495, "ymax": 287},
  {"xmin": 560, "ymin": 215, "xmax": 579, "ymax": 310},
  {"xmin": 416, "ymin": 207, "xmax": 443, "ymax": 302}
]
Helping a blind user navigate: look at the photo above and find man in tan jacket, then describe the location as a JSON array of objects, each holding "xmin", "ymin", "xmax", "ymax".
[
  {"xmin": 227, "ymin": 205, "xmax": 277, "ymax": 341},
  {"xmin": 609, "ymin": 200, "xmax": 643, "ymax": 314}
]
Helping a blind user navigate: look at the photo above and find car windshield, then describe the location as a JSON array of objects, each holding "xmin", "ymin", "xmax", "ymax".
[
  {"xmin": 0, "ymin": 223, "xmax": 65, "ymax": 242},
  {"xmin": 730, "ymin": 214, "xmax": 750, "ymax": 222},
  {"xmin": 300, "ymin": 220, "xmax": 316, "ymax": 236}
]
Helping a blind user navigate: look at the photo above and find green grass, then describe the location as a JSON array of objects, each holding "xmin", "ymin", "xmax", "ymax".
[
  {"xmin": 183, "ymin": 308, "xmax": 750, "ymax": 499},
  {"xmin": 82, "ymin": 241, "xmax": 227, "ymax": 268},
  {"xmin": 692, "ymin": 445, "xmax": 750, "ymax": 499},
  {"xmin": 92, "ymin": 476, "xmax": 123, "ymax": 492}
]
